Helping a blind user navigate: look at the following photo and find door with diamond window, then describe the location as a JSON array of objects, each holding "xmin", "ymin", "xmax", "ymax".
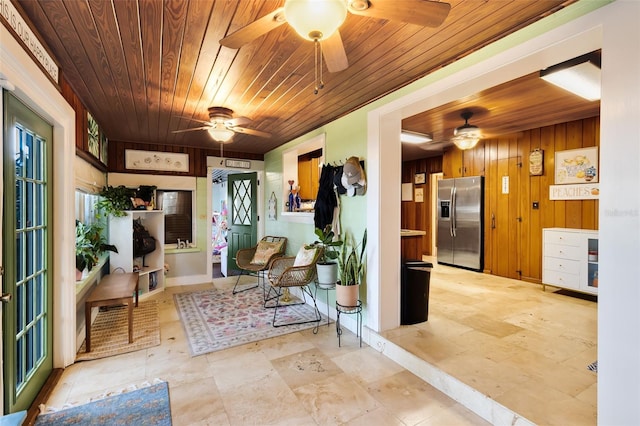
[{"xmin": 227, "ymin": 172, "xmax": 258, "ymax": 274}]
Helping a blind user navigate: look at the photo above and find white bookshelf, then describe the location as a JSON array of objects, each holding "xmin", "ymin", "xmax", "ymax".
[{"xmin": 109, "ymin": 210, "xmax": 165, "ymax": 298}]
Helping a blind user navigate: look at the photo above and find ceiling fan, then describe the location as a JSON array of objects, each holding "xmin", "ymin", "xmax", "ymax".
[
  {"xmin": 172, "ymin": 107, "xmax": 271, "ymax": 142},
  {"xmin": 220, "ymin": 0, "xmax": 451, "ymax": 92}
]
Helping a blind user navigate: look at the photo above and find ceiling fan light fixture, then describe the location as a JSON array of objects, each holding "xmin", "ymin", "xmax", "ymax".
[
  {"xmin": 284, "ymin": 0, "xmax": 348, "ymax": 41},
  {"xmin": 540, "ymin": 52, "xmax": 601, "ymax": 101},
  {"xmin": 453, "ymin": 111, "xmax": 481, "ymax": 150},
  {"xmin": 401, "ymin": 130, "xmax": 432, "ymax": 144},
  {"xmin": 208, "ymin": 126, "xmax": 235, "ymax": 142}
]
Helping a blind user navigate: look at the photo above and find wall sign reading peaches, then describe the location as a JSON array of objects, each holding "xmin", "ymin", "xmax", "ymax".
[
  {"xmin": 554, "ymin": 147, "xmax": 598, "ymax": 184},
  {"xmin": 550, "ymin": 183, "xmax": 599, "ymax": 200}
]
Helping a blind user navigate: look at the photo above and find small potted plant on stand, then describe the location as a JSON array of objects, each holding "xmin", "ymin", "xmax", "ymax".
[
  {"xmin": 306, "ymin": 225, "xmax": 343, "ymax": 288},
  {"xmin": 336, "ymin": 229, "xmax": 367, "ymax": 307}
]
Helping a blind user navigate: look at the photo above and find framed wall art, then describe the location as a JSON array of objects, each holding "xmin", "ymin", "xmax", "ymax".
[
  {"xmin": 414, "ymin": 172, "xmax": 426, "ymax": 185},
  {"xmin": 125, "ymin": 150, "xmax": 189, "ymax": 172},
  {"xmin": 87, "ymin": 112, "xmax": 100, "ymax": 159},
  {"xmin": 555, "ymin": 147, "xmax": 598, "ymax": 184}
]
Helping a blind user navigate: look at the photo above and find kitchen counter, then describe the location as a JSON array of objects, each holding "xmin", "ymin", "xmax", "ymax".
[
  {"xmin": 401, "ymin": 229, "xmax": 426, "ymax": 260},
  {"xmin": 401, "ymin": 229, "xmax": 426, "ymax": 237}
]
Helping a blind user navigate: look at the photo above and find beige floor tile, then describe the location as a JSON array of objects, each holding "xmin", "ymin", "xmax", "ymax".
[
  {"xmin": 345, "ymin": 406, "xmax": 405, "ymax": 425},
  {"xmin": 169, "ymin": 377, "xmax": 229, "ymax": 426},
  {"xmin": 271, "ymin": 347, "xmax": 343, "ymax": 389},
  {"xmin": 220, "ymin": 371, "xmax": 314, "ymax": 425},
  {"xmin": 332, "ymin": 346, "xmax": 405, "ymax": 385},
  {"xmin": 293, "ymin": 372, "xmax": 379, "ymax": 425},
  {"xmin": 365, "ymin": 370, "xmax": 461, "ymax": 425},
  {"xmin": 416, "ymin": 403, "xmax": 492, "ymax": 426},
  {"xmin": 255, "ymin": 329, "xmax": 317, "ymax": 360}
]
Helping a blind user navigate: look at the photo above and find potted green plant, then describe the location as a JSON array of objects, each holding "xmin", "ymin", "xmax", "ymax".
[
  {"xmin": 336, "ymin": 229, "xmax": 367, "ymax": 307},
  {"xmin": 97, "ymin": 185, "xmax": 135, "ymax": 217},
  {"xmin": 306, "ymin": 225, "xmax": 343, "ymax": 288},
  {"xmin": 75, "ymin": 220, "xmax": 118, "ymax": 280}
]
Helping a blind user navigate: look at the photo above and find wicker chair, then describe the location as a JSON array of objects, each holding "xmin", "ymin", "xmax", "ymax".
[
  {"xmin": 264, "ymin": 247, "xmax": 322, "ymax": 330},
  {"xmin": 233, "ymin": 236, "xmax": 287, "ymax": 297}
]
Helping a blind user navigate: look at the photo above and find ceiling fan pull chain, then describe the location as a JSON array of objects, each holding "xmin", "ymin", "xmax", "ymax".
[
  {"xmin": 319, "ymin": 41, "xmax": 325, "ymax": 91},
  {"xmin": 314, "ymin": 40, "xmax": 320, "ymax": 95},
  {"xmin": 313, "ymin": 39, "xmax": 324, "ymax": 95}
]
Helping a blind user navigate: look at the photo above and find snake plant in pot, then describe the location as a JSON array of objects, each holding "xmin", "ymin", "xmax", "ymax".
[
  {"xmin": 306, "ymin": 225, "xmax": 343, "ymax": 288},
  {"xmin": 336, "ymin": 229, "xmax": 367, "ymax": 307}
]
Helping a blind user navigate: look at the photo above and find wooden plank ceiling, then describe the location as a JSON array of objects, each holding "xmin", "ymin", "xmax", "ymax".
[{"xmin": 16, "ymin": 0, "xmax": 588, "ymax": 159}]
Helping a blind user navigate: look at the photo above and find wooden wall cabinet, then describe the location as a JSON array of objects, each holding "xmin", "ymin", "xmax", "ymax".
[
  {"xmin": 297, "ymin": 157, "xmax": 319, "ymax": 200},
  {"xmin": 109, "ymin": 210, "xmax": 165, "ymax": 298},
  {"xmin": 542, "ymin": 228, "xmax": 598, "ymax": 295}
]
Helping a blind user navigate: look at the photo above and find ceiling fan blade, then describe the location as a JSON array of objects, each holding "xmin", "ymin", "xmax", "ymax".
[
  {"xmin": 226, "ymin": 116, "xmax": 252, "ymax": 127},
  {"xmin": 349, "ymin": 0, "xmax": 451, "ymax": 28},
  {"xmin": 172, "ymin": 125, "xmax": 211, "ymax": 134},
  {"xmin": 174, "ymin": 115, "xmax": 212, "ymax": 126},
  {"xmin": 321, "ymin": 31, "xmax": 348, "ymax": 73},
  {"xmin": 230, "ymin": 126, "xmax": 271, "ymax": 138},
  {"xmin": 219, "ymin": 7, "xmax": 286, "ymax": 49}
]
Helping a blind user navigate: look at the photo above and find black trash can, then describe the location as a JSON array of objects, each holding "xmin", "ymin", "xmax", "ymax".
[{"xmin": 401, "ymin": 260, "xmax": 433, "ymax": 325}]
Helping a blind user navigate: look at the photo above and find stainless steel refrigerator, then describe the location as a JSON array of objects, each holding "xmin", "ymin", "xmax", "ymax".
[{"xmin": 437, "ymin": 176, "xmax": 484, "ymax": 271}]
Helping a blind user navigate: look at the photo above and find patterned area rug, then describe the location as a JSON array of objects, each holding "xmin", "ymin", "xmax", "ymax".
[
  {"xmin": 76, "ymin": 300, "xmax": 160, "ymax": 361},
  {"xmin": 174, "ymin": 286, "xmax": 322, "ymax": 356},
  {"xmin": 35, "ymin": 380, "xmax": 171, "ymax": 425}
]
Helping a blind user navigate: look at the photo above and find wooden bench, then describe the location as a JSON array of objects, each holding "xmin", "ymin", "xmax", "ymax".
[{"xmin": 85, "ymin": 272, "xmax": 139, "ymax": 352}]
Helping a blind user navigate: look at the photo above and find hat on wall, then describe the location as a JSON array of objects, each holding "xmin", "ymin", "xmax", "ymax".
[
  {"xmin": 340, "ymin": 157, "xmax": 366, "ymax": 196},
  {"xmin": 343, "ymin": 157, "xmax": 364, "ymax": 185}
]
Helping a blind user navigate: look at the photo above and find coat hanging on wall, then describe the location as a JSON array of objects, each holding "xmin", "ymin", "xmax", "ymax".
[{"xmin": 314, "ymin": 164, "xmax": 337, "ymax": 230}]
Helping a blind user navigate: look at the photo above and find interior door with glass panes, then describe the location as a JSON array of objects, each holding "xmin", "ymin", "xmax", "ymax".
[{"xmin": 2, "ymin": 91, "xmax": 54, "ymax": 413}]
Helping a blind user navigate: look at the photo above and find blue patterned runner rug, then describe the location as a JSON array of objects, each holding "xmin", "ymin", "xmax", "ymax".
[{"xmin": 35, "ymin": 381, "xmax": 171, "ymax": 425}]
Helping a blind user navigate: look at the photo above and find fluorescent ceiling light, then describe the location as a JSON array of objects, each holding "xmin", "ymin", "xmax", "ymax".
[
  {"xmin": 540, "ymin": 53, "xmax": 601, "ymax": 101},
  {"xmin": 401, "ymin": 130, "xmax": 432, "ymax": 144}
]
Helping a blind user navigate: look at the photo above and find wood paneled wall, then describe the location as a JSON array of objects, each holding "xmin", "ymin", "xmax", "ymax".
[
  {"xmin": 59, "ymin": 73, "xmax": 263, "ymax": 178},
  {"xmin": 107, "ymin": 140, "xmax": 263, "ymax": 177},
  {"xmin": 440, "ymin": 116, "xmax": 600, "ymax": 283},
  {"xmin": 401, "ymin": 156, "xmax": 443, "ymax": 256},
  {"xmin": 59, "ymin": 74, "xmax": 107, "ymax": 172}
]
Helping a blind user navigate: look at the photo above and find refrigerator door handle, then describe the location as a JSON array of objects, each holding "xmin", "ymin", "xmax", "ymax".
[{"xmin": 451, "ymin": 186, "xmax": 457, "ymax": 237}]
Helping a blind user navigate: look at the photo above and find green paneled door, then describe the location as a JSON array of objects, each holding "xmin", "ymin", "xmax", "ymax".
[
  {"xmin": 227, "ymin": 172, "xmax": 258, "ymax": 274},
  {"xmin": 2, "ymin": 91, "xmax": 53, "ymax": 413}
]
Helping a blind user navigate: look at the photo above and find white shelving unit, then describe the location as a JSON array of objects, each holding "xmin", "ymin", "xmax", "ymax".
[
  {"xmin": 109, "ymin": 210, "xmax": 165, "ymax": 298},
  {"xmin": 542, "ymin": 228, "xmax": 598, "ymax": 295}
]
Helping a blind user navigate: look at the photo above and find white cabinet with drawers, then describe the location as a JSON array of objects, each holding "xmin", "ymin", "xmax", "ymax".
[{"xmin": 542, "ymin": 228, "xmax": 598, "ymax": 295}]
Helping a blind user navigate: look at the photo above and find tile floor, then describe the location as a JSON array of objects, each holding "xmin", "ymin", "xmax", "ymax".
[
  {"xmin": 381, "ymin": 260, "xmax": 597, "ymax": 425},
  {"xmin": 44, "ymin": 262, "xmax": 596, "ymax": 425}
]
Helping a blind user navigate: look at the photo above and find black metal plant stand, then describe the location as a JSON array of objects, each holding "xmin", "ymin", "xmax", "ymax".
[
  {"xmin": 336, "ymin": 300, "xmax": 362, "ymax": 347},
  {"xmin": 314, "ymin": 281, "xmax": 335, "ymax": 327}
]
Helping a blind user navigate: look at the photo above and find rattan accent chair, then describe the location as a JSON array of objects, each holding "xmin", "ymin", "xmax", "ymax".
[
  {"xmin": 264, "ymin": 247, "xmax": 322, "ymax": 330},
  {"xmin": 232, "ymin": 236, "xmax": 287, "ymax": 297}
]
